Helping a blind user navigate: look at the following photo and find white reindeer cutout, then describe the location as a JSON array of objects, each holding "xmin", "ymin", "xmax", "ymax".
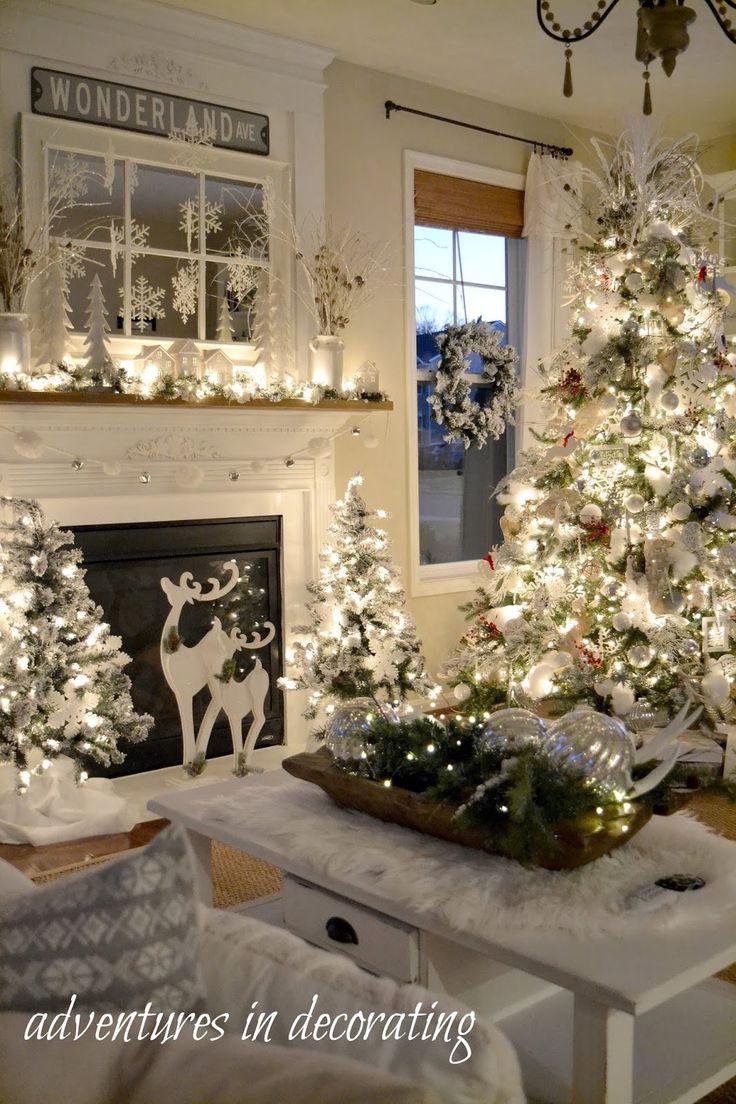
[{"xmin": 160, "ymin": 560, "xmax": 275, "ymax": 772}]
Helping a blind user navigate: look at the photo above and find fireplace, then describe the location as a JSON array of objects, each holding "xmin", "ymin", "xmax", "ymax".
[{"xmin": 73, "ymin": 515, "xmax": 284, "ymax": 776}]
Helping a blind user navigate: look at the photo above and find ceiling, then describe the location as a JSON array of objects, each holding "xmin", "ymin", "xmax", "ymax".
[{"xmin": 153, "ymin": 0, "xmax": 736, "ymax": 141}]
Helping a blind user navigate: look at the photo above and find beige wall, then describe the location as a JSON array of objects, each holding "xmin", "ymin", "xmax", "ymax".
[{"xmin": 323, "ymin": 60, "xmax": 590, "ymax": 678}]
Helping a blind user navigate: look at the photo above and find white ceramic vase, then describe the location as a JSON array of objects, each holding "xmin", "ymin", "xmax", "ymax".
[
  {"xmin": 0, "ymin": 313, "xmax": 31, "ymax": 375},
  {"xmin": 308, "ymin": 334, "xmax": 344, "ymax": 390}
]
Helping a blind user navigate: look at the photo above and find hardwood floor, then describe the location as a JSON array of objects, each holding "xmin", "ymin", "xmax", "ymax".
[{"xmin": 0, "ymin": 818, "xmax": 169, "ymax": 878}]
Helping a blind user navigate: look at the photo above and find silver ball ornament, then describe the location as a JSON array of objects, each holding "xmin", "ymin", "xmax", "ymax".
[
  {"xmin": 629, "ymin": 645, "xmax": 655, "ymax": 669},
  {"xmin": 660, "ymin": 589, "xmax": 685, "ymax": 614},
  {"xmin": 546, "ymin": 708, "xmax": 635, "ymax": 793},
  {"xmin": 680, "ymin": 638, "xmax": 699, "ymax": 656},
  {"xmin": 627, "ymin": 699, "xmax": 658, "ymax": 734},
  {"xmin": 691, "ymin": 447, "xmax": 710, "ymax": 469},
  {"xmin": 624, "ymin": 494, "xmax": 646, "ymax": 514},
  {"xmin": 660, "ymin": 391, "xmax": 679, "ymax": 411},
  {"xmin": 621, "ymin": 319, "xmax": 640, "ymax": 338},
  {"xmin": 620, "ymin": 413, "xmax": 643, "ymax": 437},
  {"xmin": 478, "ymin": 708, "xmax": 547, "ymax": 753}
]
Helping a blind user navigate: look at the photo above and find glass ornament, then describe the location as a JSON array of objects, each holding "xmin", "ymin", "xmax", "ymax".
[
  {"xmin": 453, "ymin": 683, "xmax": 472, "ymax": 703},
  {"xmin": 660, "ymin": 589, "xmax": 685, "ymax": 613},
  {"xmin": 620, "ymin": 413, "xmax": 643, "ymax": 436},
  {"xmin": 324, "ymin": 698, "xmax": 395, "ymax": 761},
  {"xmin": 660, "ymin": 391, "xmax": 679, "ymax": 410},
  {"xmin": 680, "ymin": 638, "xmax": 699, "ymax": 656},
  {"xmin": 625, "ymin": 494, "xmax": 646, "ymax": 514},
  {"xmin": 478, "ymin": 708, "xmax": 547, "ymax": 753},
  {"xmin": 691, "ymin": 447, "xmax": 710, "ymax": 468},
  {"xmin": 546, "ymin": 707, "xmax": 635, "ymax": 793},
  {"xmin": 629, "ymin": 645, "xmax": 655, "ymax": 668},
  {"xmin": 627, "ymin": 699, "xmax": 658, "ymax": 733}
]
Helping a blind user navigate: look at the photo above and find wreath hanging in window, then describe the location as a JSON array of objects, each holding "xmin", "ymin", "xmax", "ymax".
[{"xmin": 427, "ymin": 319, "xmax": 520, "ymax": 450}]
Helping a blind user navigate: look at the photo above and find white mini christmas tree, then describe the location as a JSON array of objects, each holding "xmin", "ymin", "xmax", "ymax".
[
  {"xmin": 0, "ymin": 498, "xmax": 151, "ymax": 790},
  {"xmin": 446, "ymin": 131, "xmax": 736, "ymax": 730},
  {"xmin": 83, "ymin": 273, "xmax": 112, "ymax": 376},
  {"xmin": 215, "ymin": 294, "xmax": 234, "ymax": 342},
  {"xmin": 280, "ymin": 474, "xmax": 433, "ymax": 718}
]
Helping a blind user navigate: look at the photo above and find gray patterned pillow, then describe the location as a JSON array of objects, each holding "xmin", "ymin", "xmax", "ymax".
[{"xmin": 0, "ymin": 825, "xmax": 206, "ymax": 1014}]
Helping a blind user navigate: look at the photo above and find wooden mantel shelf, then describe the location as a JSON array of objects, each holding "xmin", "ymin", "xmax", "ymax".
[{"xmin": 0, "ymin": 390, "xmax": 393, "ymax": 412}]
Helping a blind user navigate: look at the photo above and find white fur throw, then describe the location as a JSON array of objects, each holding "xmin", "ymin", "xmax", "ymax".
[{"xmin": 192, "ymin": 777, "xmax": 736, "ymax": 941}]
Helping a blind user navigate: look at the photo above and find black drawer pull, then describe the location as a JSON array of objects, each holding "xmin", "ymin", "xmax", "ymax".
[{"xmin": 325, "ymin": 916, "xmax": 358, "ymax": 945}]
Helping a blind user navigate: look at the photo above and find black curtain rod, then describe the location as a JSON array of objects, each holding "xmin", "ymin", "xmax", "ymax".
[{"xmin": 384, "ymin": 100, "xmax": 573, "ymax": 159}]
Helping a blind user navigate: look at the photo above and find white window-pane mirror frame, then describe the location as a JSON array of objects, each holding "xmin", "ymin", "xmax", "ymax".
[
  {"xmin": 20, "ymin": 114, "xmax": 292, "ymax": 369},
  {"xmin": 404, "ymin": 151, "xmax": 526, "ymax": 597}
]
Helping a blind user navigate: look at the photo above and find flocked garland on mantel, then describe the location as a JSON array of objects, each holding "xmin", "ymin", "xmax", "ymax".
[
  {"xmin": 427, "ymin": 320, "xmax": 520, "ymax": 449},
  {"xmin": 0, "ymin": 361, "xmax": 389, "ymax": 407}
]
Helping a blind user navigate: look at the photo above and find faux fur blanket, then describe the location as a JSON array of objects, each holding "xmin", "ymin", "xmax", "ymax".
[{"xmin": 192, "ymin": 776, "xmax": 736, "ymax": 941}]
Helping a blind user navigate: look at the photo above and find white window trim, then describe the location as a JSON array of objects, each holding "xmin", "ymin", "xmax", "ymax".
[
  {"xmin": 404, "ymin": 150, "xmax": 525, "ymax": 598},
  {"xmin": 21, "ymin": 114, "xmax": 292, "ymax": 359}
]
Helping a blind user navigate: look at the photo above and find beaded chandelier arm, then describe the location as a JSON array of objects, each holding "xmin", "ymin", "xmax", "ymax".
[{"xmin": 536, "ymin": 0, "xmax": 736, "ymax": 114}]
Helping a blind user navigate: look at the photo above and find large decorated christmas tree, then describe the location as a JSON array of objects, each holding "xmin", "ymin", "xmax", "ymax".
[
  {"xmin": 447, "ymin": 131, "xmax": 736, "ymax": 731},
  {"xmin": 280, "ymin": 474, "xmax": 433, "ymax": 718},
  {"xmin": 0, "ymin": 498, "xmax": 151, "ymax": 790}
]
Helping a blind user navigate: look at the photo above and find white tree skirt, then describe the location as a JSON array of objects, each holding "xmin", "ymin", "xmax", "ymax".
[
  {"xmin": 0, "ymin": 756, "xmax": 136, "ymax": 846},
  {"xmin": 192, "ymin": 777, "xmax": 736, "ymax": 940}
]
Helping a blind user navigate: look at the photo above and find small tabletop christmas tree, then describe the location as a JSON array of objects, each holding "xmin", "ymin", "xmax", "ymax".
[
  {"xmin": 280, "ymin": 474, "xmax": 433, "ymax": 718},
  {"xmin": 83, "ymin": 273, "xmax": 113, "ymax": 380},
  {"xmin": 446, "ymin": 131, "xmax": 736, "ymax": 730},
  {"xmin": 0, "ymin": 498, "xmax": 151, "ymax": 790}
]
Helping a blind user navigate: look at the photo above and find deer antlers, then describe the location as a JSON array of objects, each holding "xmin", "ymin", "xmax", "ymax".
[
  {"xmin": 230, "ymin": 622, "xmax": 276, "ymax": 650},
  {"xmin": 161, "ymin": 559, "xmax": 240, "ymax": 607}
]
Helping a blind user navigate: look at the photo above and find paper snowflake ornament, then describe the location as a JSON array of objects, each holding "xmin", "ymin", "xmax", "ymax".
[{"xmin": 125, "ymin": 275, "xmax": 166, "ymax": 332}]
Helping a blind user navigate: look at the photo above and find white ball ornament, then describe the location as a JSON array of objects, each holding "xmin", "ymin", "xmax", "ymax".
[
  {"xmin": 174, "ymin": 463, "xmax": 204, "ymax": 490},
  {"xmin": 624, "ymin": 494, "xmax": 646, "ymax": 514},
  {"xmin": 579, "ymin": 504, "xmax": 603, "ymax": 524},
  {"xmin": 13, "ymin": 430, "xmax": 44, "ymax": 459},
  {"xmin": 624, "ymin": 272, "xmax": 644, "ymax": 293},
  {"xmin": 671, "ymin": 502, "xmax": 691, "ymax": 521},
  {"xmin": 702, "ymin": 668, "xmax": 731, "ymax": 708},
  {"xmin": 610, "ymin": 684, "xmax": 636, "ymax": 716},
  {"xmin": 453, "ymin": 683, "xmax": 472, "ymax": 703},
  {"xmin": 660, "ymin": 391, "xmax": 679, "ymax": 410}
]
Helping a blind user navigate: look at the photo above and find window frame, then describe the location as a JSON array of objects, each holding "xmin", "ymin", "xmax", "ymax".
[
  {"xmin": 404, "ymin": 150, "xmax": 525, "ymax": 597},
  {"xmin": 21, "ymin": 114, "xmax": 291, "ymax": 357}
]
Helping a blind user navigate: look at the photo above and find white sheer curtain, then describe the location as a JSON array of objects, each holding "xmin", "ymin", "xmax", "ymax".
[{"xmin": 520, "ymin": 152, "xmax": 583, "ymax": 447}]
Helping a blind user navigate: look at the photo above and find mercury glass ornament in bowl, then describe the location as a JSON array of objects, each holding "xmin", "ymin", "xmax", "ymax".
[
  {"xmin": 478, "ymin": 708, "xmax": 547, "ymax": 753},
  {"xmin": 324, "ymin": 698, "xmax": 394, "ymax": 762},
  {"xmin": 546, "ymin": 707, "xmax": 635, "ymax": 794},
  {"xmin": 626, "ymin": 699, "xmax": 658, "ymax": 734}
]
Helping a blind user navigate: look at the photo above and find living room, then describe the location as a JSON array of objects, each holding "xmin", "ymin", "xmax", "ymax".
[{"xmin": 0, "ymin": 2, "xmax": 735, "ymax": 1102}]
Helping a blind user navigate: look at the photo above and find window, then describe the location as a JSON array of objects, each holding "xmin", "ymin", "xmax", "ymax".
[
  {"xmin": 47, "ymin": 147, "xmax": 268, "ymax": 343},
  {"xmin": 411, "ymin": 164, "xmax": 525, "ymax": 578}
]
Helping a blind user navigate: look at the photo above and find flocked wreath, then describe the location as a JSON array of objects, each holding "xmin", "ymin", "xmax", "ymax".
[{"xmin": 427, "ymin": 319, "xmax": 520, "ymax": 449}]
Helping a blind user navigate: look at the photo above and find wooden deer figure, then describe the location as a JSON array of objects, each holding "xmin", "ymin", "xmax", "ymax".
[
  {"xmin": 160, "ymin": 561, "xmax": 241, "ymax": 767},
  {"xmin": 195, "ymin": 622, "xmax": 276, "ymax": 772}
]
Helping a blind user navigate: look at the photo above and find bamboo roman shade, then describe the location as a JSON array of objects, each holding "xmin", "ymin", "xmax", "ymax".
[{"xmin": 414, "ymin": 170, "xmax": 524, "ymax": 239}]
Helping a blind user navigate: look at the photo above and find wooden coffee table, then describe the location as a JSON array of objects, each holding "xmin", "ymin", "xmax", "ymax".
[{"xmin": 149, "ymin": 772, "xmax": 736, "ymax": 1104}]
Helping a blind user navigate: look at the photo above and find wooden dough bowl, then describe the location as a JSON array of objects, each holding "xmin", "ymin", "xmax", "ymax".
[{"xmin": 282, "ymin": 747, "xmax": 653, "ymax": 871}]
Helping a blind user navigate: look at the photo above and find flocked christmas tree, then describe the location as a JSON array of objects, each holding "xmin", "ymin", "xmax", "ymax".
[
  {"xmin": 0, "ymin": 498, "xmax": 151, "ymax": 790},
  {"xmin": 83, "ymin": 273, "xmax": 113, "ymax": 380},
  {"xmin": 215, "ymin": 294, "xmax": 235, "ymax": 343},
  {"xmin": 446, "ymin": 130, "xmax": 736, "ymax": 731},
  {"xmin": 280, "ymin": 474, "xmax": 433, "ymax": 718},
  {"xmin": 42, "ymin": 244, "xmax": 74, "ymax": 367}
]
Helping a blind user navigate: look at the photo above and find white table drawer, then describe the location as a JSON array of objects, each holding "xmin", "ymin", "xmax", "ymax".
[{"xmin": 282, "ymin": 876, "xmax": 420, "ymax": 983}]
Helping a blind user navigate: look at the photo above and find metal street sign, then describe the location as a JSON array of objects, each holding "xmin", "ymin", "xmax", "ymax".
[{"xmin": 31, "ymin": 67, "xmax": 270, "ymax": 156}]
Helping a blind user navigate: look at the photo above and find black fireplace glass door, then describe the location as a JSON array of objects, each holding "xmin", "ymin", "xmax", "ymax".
[{"xmin": 72, "ymin": 517, "xmax": 283, "ymax": 776}]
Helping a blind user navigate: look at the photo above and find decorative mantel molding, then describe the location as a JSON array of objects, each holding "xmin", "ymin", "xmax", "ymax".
[{"xmin": 109, "ymin": 51, "xmax": 207, "ymax": 90}]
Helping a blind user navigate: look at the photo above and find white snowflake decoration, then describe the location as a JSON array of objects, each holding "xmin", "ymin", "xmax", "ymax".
[
  {"xmin": 59, "ymin": 244, "xmax": 87, "ymax": 283},
  {"xmin": 172, "ymin": 260, "xmax": 199, "ymax": 324},
  {"xmin": 168, "ymin": 120, "xmax": 216, "ymax": 170},
  {"xmin": 178, "ymin": 198, "xmax": 222, "ymax": 252},
  {"xmin": 124, "ymin": 275, "xmax": 166, "ymax": 332},
  {"xmin": 225, "ymin": 246, "xmax": 259, "ymax": 306},
  {"xmin": 130, "ymin": 220, "xmax": 150, "ymax": 261}
]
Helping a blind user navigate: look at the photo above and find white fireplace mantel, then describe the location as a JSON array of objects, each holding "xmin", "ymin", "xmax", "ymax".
[{"xmin": 0, "ymin": 395, "xmax": 391, "ymax": 755}]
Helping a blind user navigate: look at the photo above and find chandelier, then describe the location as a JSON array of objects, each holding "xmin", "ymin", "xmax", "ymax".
[{"xmin": 536, "ymin": 1, "xmax": 736, "ymax": 114}]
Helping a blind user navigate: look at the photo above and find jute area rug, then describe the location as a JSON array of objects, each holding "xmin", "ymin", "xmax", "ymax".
[{"xmin": 30, "ymin": 794, "xmax": 736, "ymax": 1104}]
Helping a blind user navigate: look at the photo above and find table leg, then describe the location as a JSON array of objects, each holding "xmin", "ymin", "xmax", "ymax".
[
  {"xmin": 572, "ymin": 994, "xmax": 634, "ymax": 1104},
  {"xmin": 184, "ymin": 828, "xmax": 213, "ymax": 906}
]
